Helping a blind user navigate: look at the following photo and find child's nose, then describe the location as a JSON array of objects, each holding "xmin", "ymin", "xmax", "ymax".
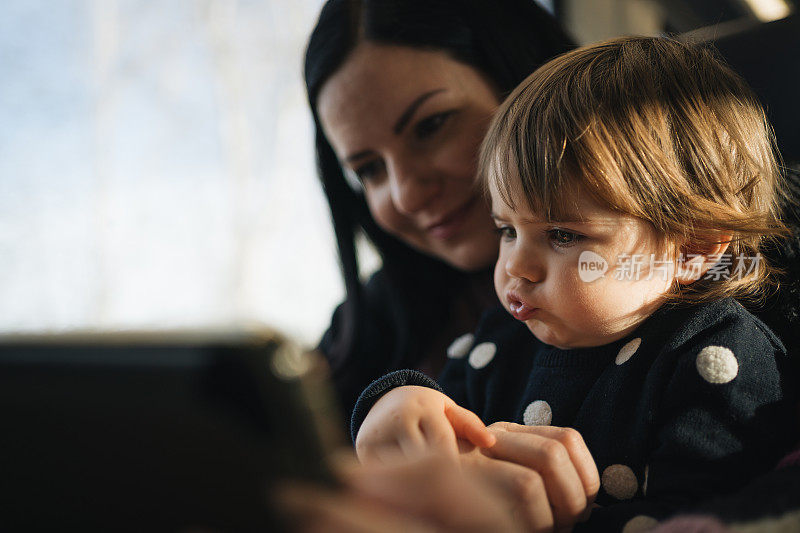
[{"xmin": 504, "ymin": 245, "xmax": 544, "ymax": 283}]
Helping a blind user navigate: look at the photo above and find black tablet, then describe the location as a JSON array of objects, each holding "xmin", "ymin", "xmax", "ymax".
[{"xmin": 0, "ymin": 330, "xmax": 346, "ymax": 532}]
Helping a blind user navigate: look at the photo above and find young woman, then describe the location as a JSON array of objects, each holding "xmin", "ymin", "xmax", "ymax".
[{"xmin": 304, "ymin": 0, "xmax": 574, "ymax": 423}]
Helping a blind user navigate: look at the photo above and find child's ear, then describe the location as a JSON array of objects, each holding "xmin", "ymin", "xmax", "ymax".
[{"xmin": 675, "ymin": 233, "xmax": 732, "ymax": 285}]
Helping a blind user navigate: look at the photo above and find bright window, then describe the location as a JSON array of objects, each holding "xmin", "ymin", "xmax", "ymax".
[{"xmin": 0, "ymin": 0, "xmax": 348, "ymax": 346}]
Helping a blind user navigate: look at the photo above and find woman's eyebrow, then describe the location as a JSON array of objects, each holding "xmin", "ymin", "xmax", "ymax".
[
  {"xmin": 345, "ymin": 149, "xmax": 374, "ymax": 164},
  {"xmin": 393, "ymin": 88, "xmax": 447, "ymax": 134},
  {"xmin": 344, "ymin": 88, "xmax": 448, "ymax": 164}
]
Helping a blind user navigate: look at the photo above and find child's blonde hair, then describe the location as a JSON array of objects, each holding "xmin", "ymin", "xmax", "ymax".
[{"xmin": 480, "ymin": 36, "xmax": 789, "ymax": 303}]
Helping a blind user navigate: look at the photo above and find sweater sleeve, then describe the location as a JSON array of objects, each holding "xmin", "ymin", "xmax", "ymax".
[
  {"xmin": 580, "ymin": 312, "xmax": 797, "ymax": 531},
  {"xmin": 349, "ymin": 369, "xmax": 442, "ymax": 443}
]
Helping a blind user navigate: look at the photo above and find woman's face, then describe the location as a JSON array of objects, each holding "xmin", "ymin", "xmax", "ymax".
[{"xmin": 317, "ymin": 43, "xmax": 501, "ymax": 271}]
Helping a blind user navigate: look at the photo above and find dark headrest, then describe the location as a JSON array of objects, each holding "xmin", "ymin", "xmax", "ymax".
[{"xmin": 708, "ymin": 15, "xmax": 800, "ymax": 164}]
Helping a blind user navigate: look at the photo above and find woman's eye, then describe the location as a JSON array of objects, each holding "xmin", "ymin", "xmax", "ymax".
[
  {"xmin": 413, "ymin": 111, "xmax": 454, "ymax": 140},
  {"xmin": 495, "ymin": 226, "xmax": 516, "ymax": 240},
  {"xmin": 547, "ymin": 229, "xmax": 582, "ymax": 247},
  {"xmin": 353, "ymin": 159, "xmax": 385, "ymax": 182}
]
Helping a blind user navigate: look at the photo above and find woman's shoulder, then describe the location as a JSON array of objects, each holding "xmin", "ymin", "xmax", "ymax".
[{"xmin": 317, "ymin": 269, "xmax": 397, "ymax": 353}]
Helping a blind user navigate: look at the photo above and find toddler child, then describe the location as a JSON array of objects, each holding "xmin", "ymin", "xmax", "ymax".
[{"xmin": 351, "ymin": 36, "xmax": 797, "ymax": 531}]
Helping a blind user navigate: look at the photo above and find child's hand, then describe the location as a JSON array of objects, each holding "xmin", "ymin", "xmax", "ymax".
[{"xmin": 355, "ymin": 386, "xmax": 496, "ymax": 464}]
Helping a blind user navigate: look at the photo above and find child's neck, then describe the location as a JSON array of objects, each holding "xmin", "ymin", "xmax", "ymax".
[{"xmin": 546, "ymin": 299, "xmax": 669, "ymax": 351}]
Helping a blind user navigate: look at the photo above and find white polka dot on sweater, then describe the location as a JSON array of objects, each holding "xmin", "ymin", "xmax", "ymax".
[
  {"xmin": 447, "ymin": 333, "xmax": 475, "ymax": 359},
  {"xmin": 523, "ymin": 400, "xmax": 552, "ymax": 426},
  {"xmin": 696, "ymin": 346, "xmax": 738, "ymax": 384},
  {"xmin": 622, "ymin": 515, "xmax": 659, "ymax": 533},
  {"xmin": 616, "ymin": 337, "xmax": 642, "ymax": 365},
  {"xmin": 602, "ymin": 464, "xmax": 638, "ymax": 500},
  {"xmin": 468, "ymin": 342, "xmax": 497, "ymax": 369}
]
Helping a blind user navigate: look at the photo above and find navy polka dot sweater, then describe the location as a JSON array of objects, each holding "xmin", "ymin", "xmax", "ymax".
[{"xmin": 351, "ymin": 298, "xmax": 798, "ymax": 531}]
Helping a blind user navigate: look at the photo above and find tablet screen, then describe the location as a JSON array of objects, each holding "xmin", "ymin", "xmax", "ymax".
[{"xmin": 0, "ymin": 330, "xmax": 345, "ymax": 531}]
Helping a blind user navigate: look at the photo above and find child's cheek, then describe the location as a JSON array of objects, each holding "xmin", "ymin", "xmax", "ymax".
[
  {"xmin": 492, "ymin": 258, "xmax": 508, "ymax": 303},
  {"xmin": 567, "ymin": 269, "xmax": 621, "ymax": 323}
]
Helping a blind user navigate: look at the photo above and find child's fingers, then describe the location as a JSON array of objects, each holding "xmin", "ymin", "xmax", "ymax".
[
  {"xmin": 484, "ymin": 429, "xmax": 588, "ymax": 528},
  {"xmin": 444, "ymin": 403, "xmax": 496, "ymax": 448},
  {"xmin": 489, "ymin": 423, "xmax": 600, "ymax": 503}
]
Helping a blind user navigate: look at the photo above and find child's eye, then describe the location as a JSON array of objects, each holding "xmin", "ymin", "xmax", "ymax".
[
  {"xmin": 413, "ymin": 111, "xmax": 455, "ymax": 140},
  {"xmin": 353, "ymin": 159, "xmax": 385, "ymax": 182},
  {"xmin": 494, "ymin": 225, "xmax": 516, "ymax": 240},
  {"xmin": 547, "ymin": 229, "xmax": 583, "ymax": 247}
]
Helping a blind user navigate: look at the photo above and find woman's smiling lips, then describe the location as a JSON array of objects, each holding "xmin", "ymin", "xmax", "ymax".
[
  {"xmin": 506, "ymin": 291, "xmax": 539, "ymax": 321},
  {"xmin": 426, "ymin": 196, "xmax": 478, "ymax": 240}
]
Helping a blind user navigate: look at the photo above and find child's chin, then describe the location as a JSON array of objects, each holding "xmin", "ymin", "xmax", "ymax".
[
  {"xmin": 527, "ymin": 322, "xmax": 570, "ymax": 349},
  {"xmin": 531, "ymin": 324, "xmax": 625, "ymax": 350}
]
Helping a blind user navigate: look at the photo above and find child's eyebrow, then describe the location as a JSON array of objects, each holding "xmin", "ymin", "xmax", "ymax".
[
  {"xmin": 490, "ymin": 211, "xmax": 589, "ymax": 225},
  {"xmin": 491, "ymin": 212, "xmax": 542, "ymax": 223}
]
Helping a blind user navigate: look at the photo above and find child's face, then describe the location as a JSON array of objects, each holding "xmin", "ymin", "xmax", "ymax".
[{"xmin": 490, "ymin": 180, "xmax": 676, "ymax": 349}]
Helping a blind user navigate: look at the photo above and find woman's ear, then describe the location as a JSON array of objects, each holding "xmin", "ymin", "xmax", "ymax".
[{"xmin": 675, "ymin": 234, "xmax": 732, "ymax": 285}]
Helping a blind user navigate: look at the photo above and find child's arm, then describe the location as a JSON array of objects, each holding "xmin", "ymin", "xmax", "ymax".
[
  {"xmin": 355, "ymin": 384, "xmax": 495, "ymax": 464},
  {"xmin": 351, "ymin": 373, "xmax": 599, "ymax": 530}
]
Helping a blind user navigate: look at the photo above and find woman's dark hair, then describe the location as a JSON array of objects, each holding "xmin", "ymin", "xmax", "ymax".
[{"xmin": 304, "ymin": 0, "xmax": 573, "ymax": 387}]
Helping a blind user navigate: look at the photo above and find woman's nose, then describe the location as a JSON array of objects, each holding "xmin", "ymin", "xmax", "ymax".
[
  {"xmin": 504, "ymin": 243, "xmax": 544, "ymax": 283},
  {"xmin": 387, "ymin": 159, "xmax": 442, "ymax": 215}
]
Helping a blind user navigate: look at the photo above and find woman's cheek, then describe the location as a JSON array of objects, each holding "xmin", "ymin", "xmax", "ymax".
[
  {"xmin": 364, "ymin": 185, "xmax": 406, "ymax": 235},
  {"xmin": 437, "ymin": 130, "xmax": 483, "ymax": 184}
]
